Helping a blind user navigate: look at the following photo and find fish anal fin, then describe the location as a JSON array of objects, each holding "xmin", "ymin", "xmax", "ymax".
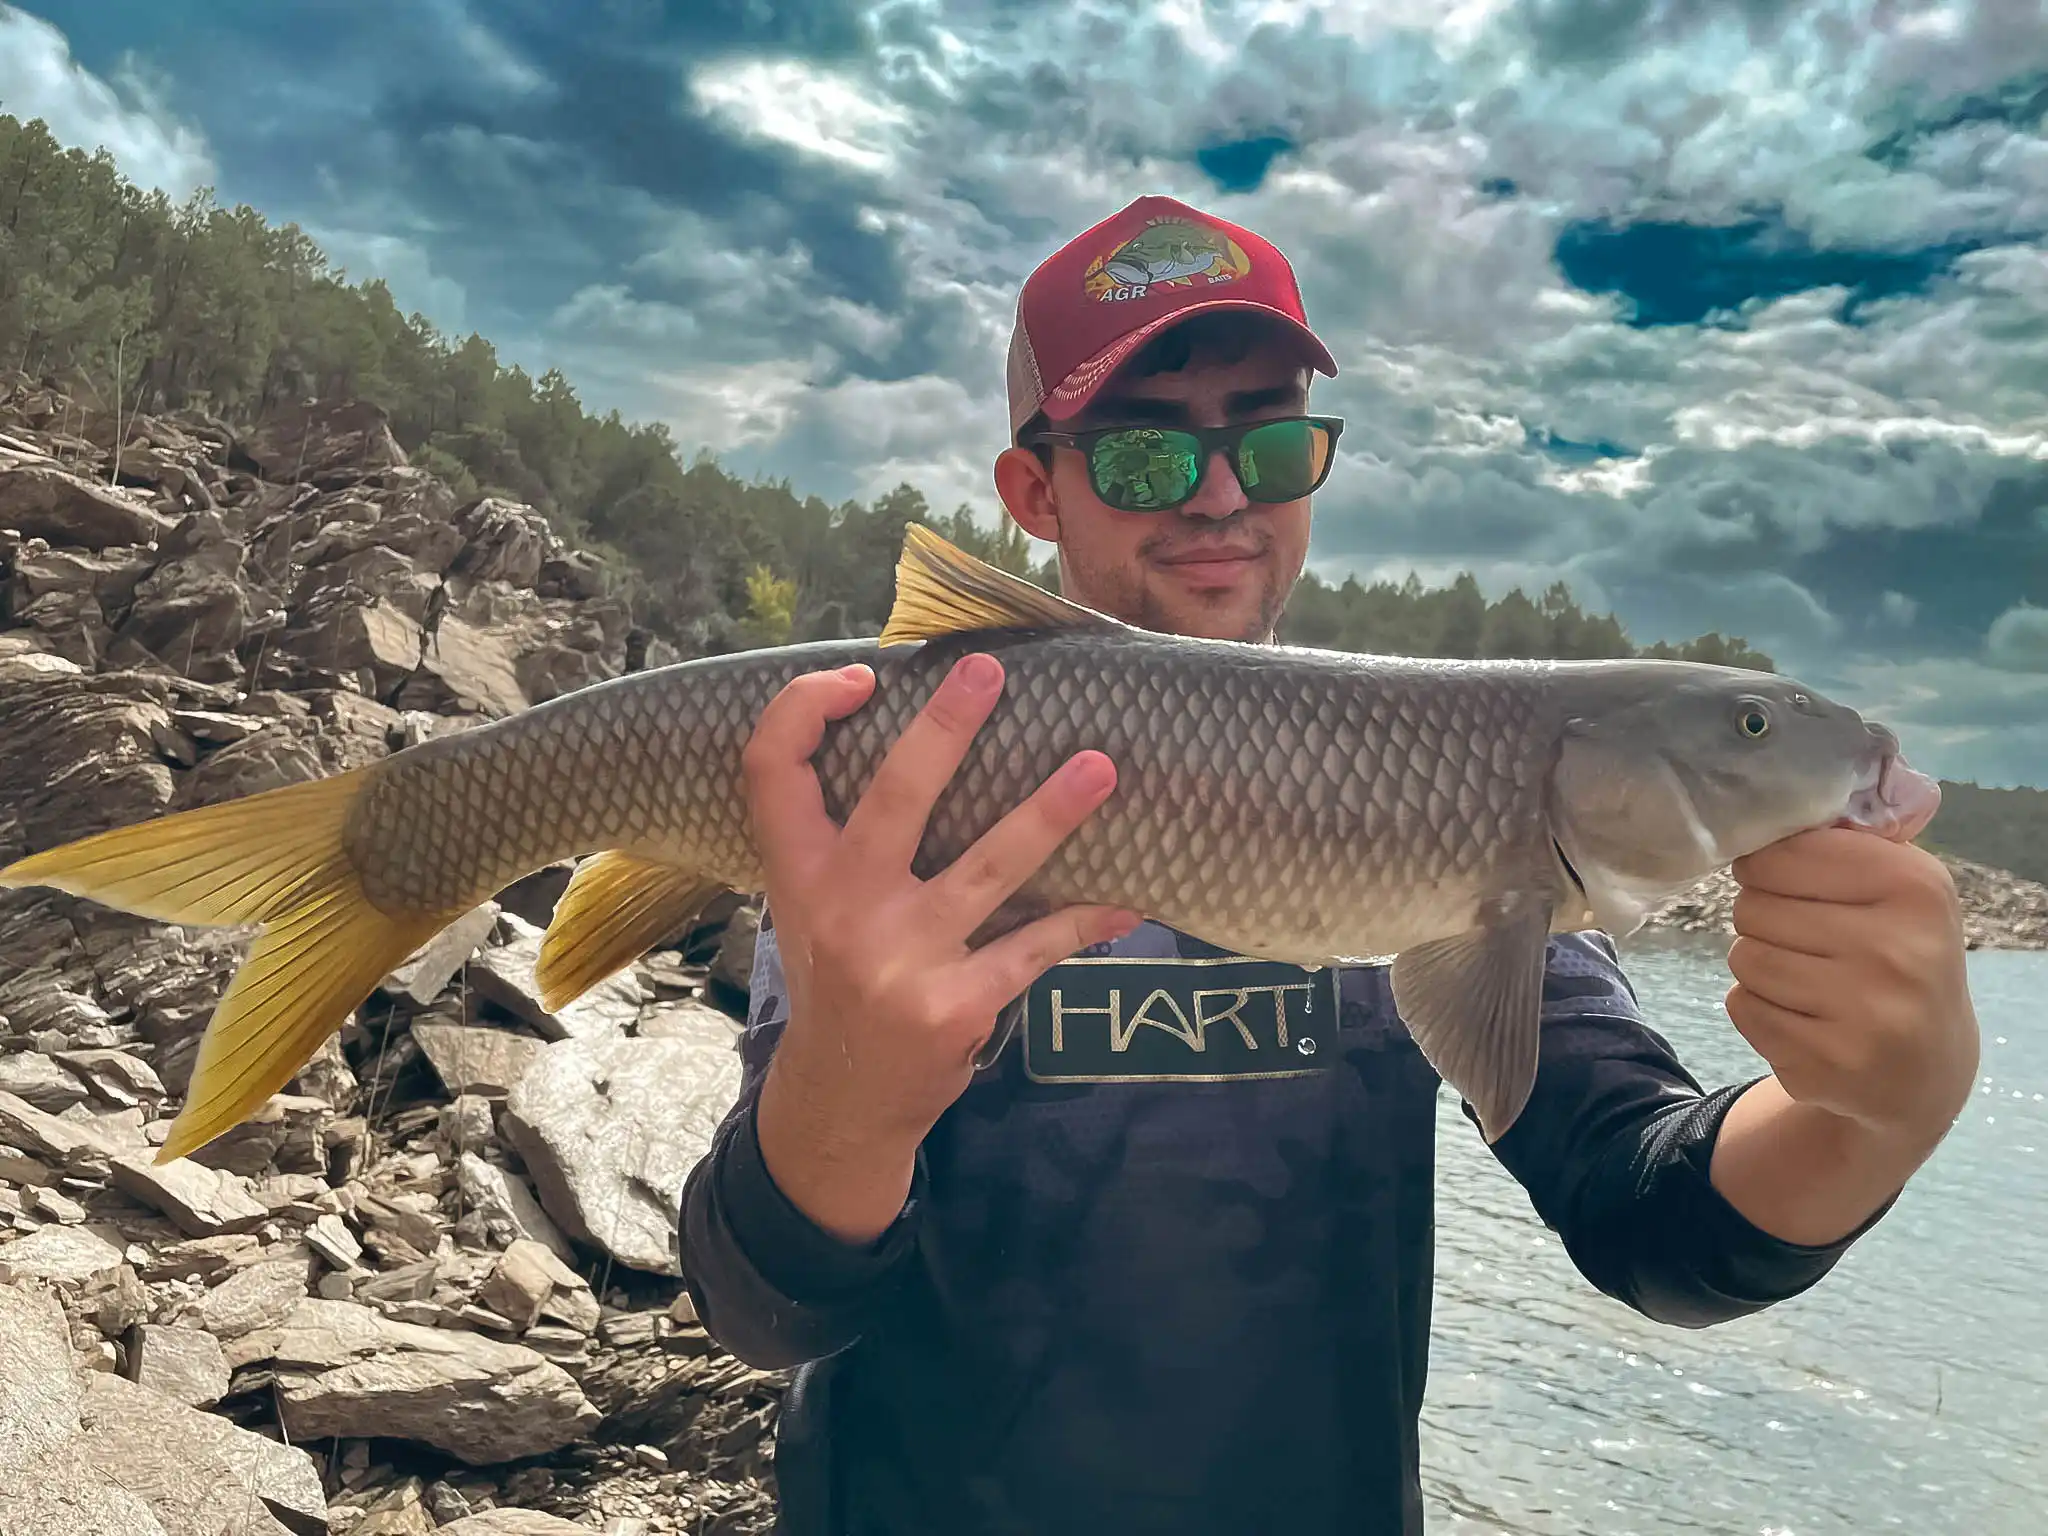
[
  {"xmin": 1389, "ymin": 898, "xmax": 1553, "ymax": 1144},
  {"xmin": 535, "ymin": 851, "xmax": 725, "ymax": 1013},
  {"xmin": 880, "ymin": 522, "xmax": 1125, "ymax": 646}
]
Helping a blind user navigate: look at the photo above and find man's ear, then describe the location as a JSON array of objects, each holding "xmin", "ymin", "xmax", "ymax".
[{"xmin": 995, "ymin": 445, "xmax": 1061, "ymax": 542}]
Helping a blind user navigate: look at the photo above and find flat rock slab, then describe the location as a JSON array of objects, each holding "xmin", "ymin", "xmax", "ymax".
[
  {"xmin": 468, "ymin": 911, "xmax": 643, "ymax": 1042},
  {"xmin": 0, "ymin": 1050, "xmax": 90, "ymax": 1111},
  {"xmin": 503, "ymin": 1032, "xmax": 742, "ymax": 1276},
  {"xmin": 75, "ymin": 1371, "xmax": 325, "ymax": 1535},
  {"xmin": 455, "ymin": 1152, "xmax": 577, "ymax": 1266},
  {"xmin": 0, "ymin": 464, "xmax": 174, "ymax": 548},
  {"xmin": 180, "ymin": 1255, "xmax": 312, "ymax": 1340},
  {"xmin": 0, "ymin": 1222, "xmax": 126, "ymax": 1286},
  {"xmin": 0, "ymin": 1087, "xmax": 117, "ymax": 1167},
  {"xmin": 272, "ymin": 1297, "xmax": 600, "ymax": 1464},
  {"xmin": 2, "ymin": 1279, "xmax": 319, "ymax": 1535},
  {"xmin": 635, "ymin": 994, "xmax": 743, "ymax": 1048},
  {"xmin": 130, "ymin": 1323, "xmax": 231, "ymax": 1408},
  {"xmin": 413, "ymin": 1021, "xmax": 541, "ymax": 1100},
  {"xmin": 111, "ymin": 1152, "xmax": 269, "ymax": 1236},
  {"xmin": 385, "ymin": 903, "xmax": 500, "ymax": 1007},
  {"xmin": 439, "ymin": 1512, "xmax": 593, "ymax": 1535}
]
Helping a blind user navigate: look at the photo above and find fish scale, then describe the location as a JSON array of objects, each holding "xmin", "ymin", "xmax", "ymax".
[{"xmin": 0, "ymin": 522, "xmax": 1933, "ymax": 1160}]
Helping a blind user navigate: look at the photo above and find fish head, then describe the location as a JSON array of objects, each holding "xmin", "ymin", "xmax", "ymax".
[{"xmin": 1546, "ymin": 662, "xmax": 1942, "ymax": 933}]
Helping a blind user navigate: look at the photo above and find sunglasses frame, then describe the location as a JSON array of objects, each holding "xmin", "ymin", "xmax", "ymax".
[{"xmin": 1024, "ymin": 414, "xmax": 1346, "ymax": 511}]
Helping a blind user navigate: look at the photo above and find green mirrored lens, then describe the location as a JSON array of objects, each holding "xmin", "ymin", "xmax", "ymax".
[
  {"xmin": 1237, "ymin": 419, "xmax": 1330, "ymax": 501},
  {"xmin": 1091, "ymin": 429, "xmax": 1200, "ymax": 510}
]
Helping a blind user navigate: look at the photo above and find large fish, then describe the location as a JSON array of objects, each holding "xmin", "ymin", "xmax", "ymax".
[{"xmin": 0, "ymin": 524, "xmax": 1940, "ymax": 1161}]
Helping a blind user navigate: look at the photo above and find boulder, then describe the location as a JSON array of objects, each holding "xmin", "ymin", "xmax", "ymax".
[
  {"xmin": 0, "ymin": 464, "xmax": 173, "ymax": 548},
  {"xmin": 128, "ymin": 1323, "xmax": 231, "ymax": 1409},
  {"xmin": 0, "ymin": 1281, "xmax": 168, "ymax": 1536},
  {"xmin": 413, "ymin": 1021, "xmax": 542, "ymax": 1100},
  {"xmin": 109, "ymin": 1153, "xmax": 269, "ymax": 1237},
  {"xmin": 237, "ymin": 400, "xmax": 406, "ymax": 483},
  {"xmin": 272, "ymin": 1297, "xmax": 601, "ymax": 1464},
  {"xmin": 502, "ymin": 1032, "xmax": 743, "ymax": 1275}
]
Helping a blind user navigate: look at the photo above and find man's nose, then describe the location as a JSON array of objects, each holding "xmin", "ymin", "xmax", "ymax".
[{"xmin": 1180, "ymin": 447, "xmax": 1248, "ymax": 520}]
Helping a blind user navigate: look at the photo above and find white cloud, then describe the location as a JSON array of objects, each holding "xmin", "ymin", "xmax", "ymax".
[
  {"xmin": 427, "ymin": 0, "xmax": 552, "ymax": 100},
  {"xmin": 1987, "ymin": 604, "xmax": 2048, "ymax": 673},
  {"xmin": 689, "ymin": 59, "xmax": 911, "ymax": 175},
  {"xmin": 18, "ymin": 0, "xmax": 2043, "ymax": 779},
  {"xmin": 0, "ymin": 3, "xmax": 215, "ymax": 194}
]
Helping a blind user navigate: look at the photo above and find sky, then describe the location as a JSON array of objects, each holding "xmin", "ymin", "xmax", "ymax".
[{"xmin": 2, "ymin": 0, "xmax": 2044, "ymax": 787}]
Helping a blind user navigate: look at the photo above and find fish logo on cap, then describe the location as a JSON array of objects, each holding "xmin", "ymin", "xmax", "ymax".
[{"xmin": 1084, "ymin": 217, "xmax": 1252, "ymax": 304}]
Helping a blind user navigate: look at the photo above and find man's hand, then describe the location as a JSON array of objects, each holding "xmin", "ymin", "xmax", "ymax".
[
  {"xmin": 740, "ymin": 652, "xmax": 1140, "ymax": 1246},
  {"xmin": 1710, "ymin": 826, "xmax": 1981, "ymax": 1245}
]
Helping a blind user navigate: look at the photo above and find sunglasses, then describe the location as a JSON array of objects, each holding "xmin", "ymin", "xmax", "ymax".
[{"xmin": 1025, "ymin": 415, "xmax": 1344, "ymax": 513}]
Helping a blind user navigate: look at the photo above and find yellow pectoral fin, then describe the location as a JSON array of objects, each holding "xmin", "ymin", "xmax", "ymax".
[{"xmin": 534, "ymin": 850, "xmax": 725, "ymax": 1014}]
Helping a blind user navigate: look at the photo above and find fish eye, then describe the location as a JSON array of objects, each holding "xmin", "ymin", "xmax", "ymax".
[{"xmin": 1737, "ymin": 704, "xmax": 1771, "ymax": 739}]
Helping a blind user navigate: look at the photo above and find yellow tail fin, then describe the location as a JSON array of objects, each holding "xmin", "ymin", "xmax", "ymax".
[
  {"xmin": 0, "ymin": 770, "xmax": 448, "ymax": 1163},
  {"xmin": 535, "ymin": 851, "xmax": 723, "ymax": 1013}
]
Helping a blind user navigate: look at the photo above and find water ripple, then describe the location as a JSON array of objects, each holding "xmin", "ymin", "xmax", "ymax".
[{"xmin": 1422, "ymin": 942, "xmax": 2047, "ymax": 1535}]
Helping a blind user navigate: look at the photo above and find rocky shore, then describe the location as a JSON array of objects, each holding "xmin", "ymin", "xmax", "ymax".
[
  {"xmin": 0, "ymin": 377, "xmax": 776, "ymax": 1534},
  {"xmin": 1642, "ymin": 854, "xmax": 2048, "ymax": 950}
]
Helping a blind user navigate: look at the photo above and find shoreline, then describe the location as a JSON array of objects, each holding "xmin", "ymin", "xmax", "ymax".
[{"xmin": 1640, "ymin": 853, "xmax": 2048, "ymax": 951}]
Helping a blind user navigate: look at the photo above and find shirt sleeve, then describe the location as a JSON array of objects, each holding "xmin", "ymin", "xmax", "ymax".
[
  {"xmin": 1479, "ymin": 931, "xmax": 1896, "ymax": 1329},
  {"xmin": 676, "ymin": 907, "xmax": 928, "ymax": 1369}
]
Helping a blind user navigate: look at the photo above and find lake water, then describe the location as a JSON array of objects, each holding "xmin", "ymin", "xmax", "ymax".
[{"xmin": 1422, "ymin": 935, "xmax": 2047, "ymax": 1536}]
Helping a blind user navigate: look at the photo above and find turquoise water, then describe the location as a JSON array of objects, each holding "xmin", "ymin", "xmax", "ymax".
[{"xmin": 1423, "ymin": 937, "xmax": 2047, "ymax": 1535}]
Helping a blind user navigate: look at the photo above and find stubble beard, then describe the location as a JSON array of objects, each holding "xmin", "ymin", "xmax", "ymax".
[{"xmin": 1061, "ymin": 543, "xmax": 1287, "ymax": 644}]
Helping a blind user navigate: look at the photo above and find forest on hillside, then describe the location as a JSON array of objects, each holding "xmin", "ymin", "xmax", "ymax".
[
  {"xmin": 1919, "ymin": 783, "xmax": 2048, "ymax": 886},
  {"xmin": 0, "ymin": 105, "xmax": 1777, "ymax": 670}
]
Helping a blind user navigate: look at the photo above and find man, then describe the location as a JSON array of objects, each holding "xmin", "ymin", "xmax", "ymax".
[{"xmin": 678, "ymin": 195, "xmax": 1979, "ymax": 1534}]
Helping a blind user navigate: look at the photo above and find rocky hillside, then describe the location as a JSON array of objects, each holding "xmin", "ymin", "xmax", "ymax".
[{"xmin": 0, "ymin": 377, "xmax": 777, "ymax": 1535}]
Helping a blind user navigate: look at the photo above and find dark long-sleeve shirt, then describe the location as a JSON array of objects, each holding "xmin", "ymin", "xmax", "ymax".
[{"xmin": 678, "ymin": 916, "xmax": 1888, "ymax": 1535}]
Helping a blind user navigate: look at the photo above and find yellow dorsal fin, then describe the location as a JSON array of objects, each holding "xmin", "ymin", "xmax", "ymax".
[{"xmin": 879, "ymin": 522, "xmax": 1124, "ymax": 647}]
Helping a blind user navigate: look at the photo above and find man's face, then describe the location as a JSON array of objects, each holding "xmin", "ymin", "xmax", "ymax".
[{"xmin": 997, "ymin": 330, "xmax": 1316, "ymax": 643}]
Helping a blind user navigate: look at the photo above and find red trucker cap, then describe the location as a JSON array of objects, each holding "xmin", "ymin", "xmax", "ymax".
[{"xmin": 1005, "ymin": 194, "xmax": 1338, "ymax": 441}]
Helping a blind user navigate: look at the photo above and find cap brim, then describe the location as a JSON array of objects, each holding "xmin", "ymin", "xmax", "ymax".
[{"xmin": 1040, "ymin": 300, "xmax": 1339, "ymax": 424}]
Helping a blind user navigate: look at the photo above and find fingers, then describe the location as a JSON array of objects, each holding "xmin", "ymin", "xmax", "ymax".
[
  {"xmin": 926, "ymin": 750, "xmax": 1120, "ymax": 936},
  {"xmin": 1723, "ymin": 979, "xmax": 1813, "ymax": 1057},
  {"xmin": 1730, "ymin": 887, "xmax": 1850, "ymax": 958},
  {"xmin": 958, "ymin": 902, "xmax": 1143, "ymax": 1018},
  {"xmin": 1732, "ymin": 826, "xmax": 1909, "ymax": 905},
  {"xmin": 1727, "ymin": 934, "xmax": 1836, "ymax": 1018},
  {"xmin": 742, "ymin": 663, "xmax": 877, "ymax": 889},
  {"xmin": 840, "ymin": 652, "xmax": 1004, "ymax": 870}
]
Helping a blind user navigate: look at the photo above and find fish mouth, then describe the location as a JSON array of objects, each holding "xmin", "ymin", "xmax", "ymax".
[{"xmin": 1837, "ymin": 739, "xmax": 1942, "ymax": 843}]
